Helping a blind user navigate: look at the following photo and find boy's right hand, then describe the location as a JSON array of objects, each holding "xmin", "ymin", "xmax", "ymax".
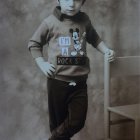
[{"xmin": 35, "ymin": 57, "xmax": 55, "ymax": 78}]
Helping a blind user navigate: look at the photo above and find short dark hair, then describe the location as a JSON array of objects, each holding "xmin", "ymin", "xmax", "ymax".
[
  {"xmin": 58, "ymin": 0, "xmax": 86, "ymax": 4},
  {"xmin": 82, "ymin": 0, "xmax": 86, "ymax": 4}
]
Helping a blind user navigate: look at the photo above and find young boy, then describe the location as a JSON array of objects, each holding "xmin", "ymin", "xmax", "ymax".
[{"xmin": 28, "ymin": 0, "xmax": 115, "ymax": 140}]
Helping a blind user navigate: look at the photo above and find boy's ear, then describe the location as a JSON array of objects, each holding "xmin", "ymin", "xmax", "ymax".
[
  {"xmin": 75, "ymin": 28, "xmax": 79, "ymax": 33},
  {"xmin": 69, "ymin": 29, "xmax": 73, "ymax": 33}
]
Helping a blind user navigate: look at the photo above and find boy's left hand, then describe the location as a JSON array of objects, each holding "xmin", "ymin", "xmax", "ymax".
[{"xmin": 105, "ymin": 49, "xmax": 115, "ymax": 62}]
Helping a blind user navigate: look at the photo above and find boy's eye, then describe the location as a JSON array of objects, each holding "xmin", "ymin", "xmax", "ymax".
[{"xmin": 64, "ymin": 0, "xmax": 81, "ymax": 2}]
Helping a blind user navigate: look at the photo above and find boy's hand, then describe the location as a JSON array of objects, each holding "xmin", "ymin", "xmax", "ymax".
[
  {"xmin": 35, "ymin": 57, "xmax": 55, "ymax": 77},
  {"xmin": 105, "ymin": 49, "xmax": 115, "ymax": 62},
  {"xmin": 96, "ymin": 41, "xmax": 115, "ymax": 62}
]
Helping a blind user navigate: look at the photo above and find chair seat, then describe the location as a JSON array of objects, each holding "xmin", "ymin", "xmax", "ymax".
[{"xmin": 108, "ymin": 104, "xmax": 140, "ymax": 120}]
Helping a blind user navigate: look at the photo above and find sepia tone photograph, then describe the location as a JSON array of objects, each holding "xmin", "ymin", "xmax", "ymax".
[{"xmin": 0, "ymin": 0, "xmax": 140, "ymax": 140}]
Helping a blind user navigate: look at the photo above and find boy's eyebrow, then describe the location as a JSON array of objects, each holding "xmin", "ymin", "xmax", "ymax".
[{"xmin": 58, "ymin": 0, "xmax": 86, "ymax": 4}]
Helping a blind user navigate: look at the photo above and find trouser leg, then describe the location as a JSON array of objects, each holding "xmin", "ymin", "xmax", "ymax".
[
  {"xmin": 47, "ymin": 78, "xmax": 68, "ymax": 133},
  {"xmin": 47, "ymin": 78, "xmax": 88, "ymax": 140}
]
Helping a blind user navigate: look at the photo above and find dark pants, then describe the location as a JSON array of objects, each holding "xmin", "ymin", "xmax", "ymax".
[{"xmin": 47, "ymin": 78, "xmax": 88, "ymax": 140}]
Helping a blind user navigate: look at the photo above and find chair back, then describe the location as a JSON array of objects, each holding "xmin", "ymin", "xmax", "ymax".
[{"xmin": 104, "ymin": 55, "xmax": 140, "ymax": 107}]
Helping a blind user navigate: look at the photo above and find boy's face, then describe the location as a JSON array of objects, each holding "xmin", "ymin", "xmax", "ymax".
[{"xmin": 59, "ymin": 0, "xmax": 83, "ymax": 16}]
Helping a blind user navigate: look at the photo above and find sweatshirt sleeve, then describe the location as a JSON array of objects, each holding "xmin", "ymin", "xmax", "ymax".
[
  {"xmin": 86, "ymin": 19, "xmax": 102, "ymax": 48},
  {"xmin": 28, "ymin": 20, "xmax": 49, "ymax": 58}
]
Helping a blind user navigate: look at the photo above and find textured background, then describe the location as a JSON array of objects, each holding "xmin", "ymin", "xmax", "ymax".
[{"xmin": 0, "ymin": 0, "xmax": 140, "ymax": 140}]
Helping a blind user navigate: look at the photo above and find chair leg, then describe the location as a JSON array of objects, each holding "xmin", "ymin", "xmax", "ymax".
[
  {"xmin": 105, "ymin": 110, "xmax": 111, "ymax": 140},
  {"xmin": 108, "ymin": 111, "xmax": 111, "ymax": 138},
  {"xmin": 135, "ymin": 118, "xmax": 140, "ymax": 140}
]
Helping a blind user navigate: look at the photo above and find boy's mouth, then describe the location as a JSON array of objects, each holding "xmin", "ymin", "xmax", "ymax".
[
  {"xmin": 68, "ymin": 9, "xmax": 74, "ymax": 12},
  {"xmin": 67, "ymin": 9, "xmax": 75, "ymax": 14}
]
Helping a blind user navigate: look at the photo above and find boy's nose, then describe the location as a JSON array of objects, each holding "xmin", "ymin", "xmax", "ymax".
[{"xmin": 68, "ymin": 0, "xmax": 74, "ymax": 7}]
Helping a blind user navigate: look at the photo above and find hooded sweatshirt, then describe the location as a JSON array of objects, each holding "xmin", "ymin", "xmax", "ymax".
[{"xmin": 28, "ymin": 6, "xmax": 102, "ymax": 82}]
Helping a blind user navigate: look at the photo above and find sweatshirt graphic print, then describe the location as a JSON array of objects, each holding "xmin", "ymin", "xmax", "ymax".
[{"xmin": 57, "ymin": 28, "xmax": 87, "ymax": 65}]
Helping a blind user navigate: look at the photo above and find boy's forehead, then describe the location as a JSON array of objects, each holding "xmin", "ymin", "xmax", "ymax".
[{"xmin": 58, "ymin": 0, "xmax": 85, "ymax": 2}]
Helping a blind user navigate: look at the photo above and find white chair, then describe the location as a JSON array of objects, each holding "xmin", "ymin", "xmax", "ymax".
[{"xmin": 104, "ymin": 55, "xmax": 140, "ymax": 140}]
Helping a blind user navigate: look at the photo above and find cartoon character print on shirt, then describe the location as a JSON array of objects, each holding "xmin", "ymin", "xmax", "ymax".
[
  {"xmin": 57, "ymin": 29, "xmax": 87, "ymax": 65},
  {"xmin": 69, "ymin": 28, "xmax": 86, "ymax": 56}
]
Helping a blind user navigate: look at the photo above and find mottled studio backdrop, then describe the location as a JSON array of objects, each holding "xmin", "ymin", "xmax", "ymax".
[{"xmin": 0, "ymin": 0, "xmax": 140, "ymax": 140}]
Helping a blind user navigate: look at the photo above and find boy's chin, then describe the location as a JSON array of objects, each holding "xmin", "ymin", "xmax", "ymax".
[
  {"xmin": 65, "ymin": 12, "xmax": 78, "ymax": 16},
  {"xmin": 61, "ymin": 10, "xmax": 79, "ymax": 16}
]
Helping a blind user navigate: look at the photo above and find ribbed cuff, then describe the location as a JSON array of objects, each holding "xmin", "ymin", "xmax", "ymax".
[{"xmin": 29, "ymin": 47, "xmax": 43, "ymax": 59}]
